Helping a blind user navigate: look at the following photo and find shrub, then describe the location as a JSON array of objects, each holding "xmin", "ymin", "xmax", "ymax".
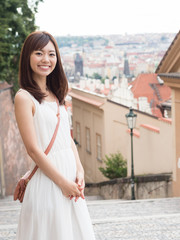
[{"xmin": 99, "ymin": 152, "xmax": 127, "ymax": 179}]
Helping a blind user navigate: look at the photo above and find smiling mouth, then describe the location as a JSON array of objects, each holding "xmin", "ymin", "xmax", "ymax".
[{"xmin": 38, "ymin": 65, "xmax": 50, "ymax": 69}]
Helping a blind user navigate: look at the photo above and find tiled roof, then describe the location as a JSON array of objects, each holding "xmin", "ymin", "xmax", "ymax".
[
  {"xmin": 101, "ymin": 88, "xmax": 111, "ymax": 96},
  {"xmin": 151, "ymin": 107, "xmax": 162, "ymax": 118},
  {"xmin": 130, "ymin": 73, "xmax": 171, "ymax": 117},
  {"xmin": 87, "ymin": 63, "xmax": 105, "ymax": 68},
  {"xmin": 158, "ymin": 73, "xmax": 180, "ymax": 79},
  {"xmin": 156, "ymin": 84, "xmax": 171, "ymax": 101},
  {"xmin": 69, "ymin": 91, "xmax": 104, "ymax": 107},
  {"xmin": 130, "ymin": 73, "xmax": 171, "ymax": 104},
  {"xmin": 105, "ymin": 46, "xmax": 113, "ymax": 49}
]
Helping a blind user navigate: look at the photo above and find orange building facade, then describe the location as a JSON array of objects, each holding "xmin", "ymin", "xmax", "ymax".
[{"xmin": 156, "ymin": 30, "xmax": 180, "ymax": 197}]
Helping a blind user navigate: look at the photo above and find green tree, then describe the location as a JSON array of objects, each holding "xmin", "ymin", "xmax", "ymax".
[
  {"xmin": 99, "ymin": 152, "xmax": 127, "ymax": 179},
  {"xmin": 112, "ymin": 76, "xmax": 117, "ymax": 81},
  {"xmin": 0, "ymin": 0, "xmax": 43, "ymax": 93},
  {"xmin": 101, "ymin": 78, "xmax": 105, "ymax": 84},
  {"xmin": 92, "ymin": 72, "xmax": 102, "ymax": 80}
]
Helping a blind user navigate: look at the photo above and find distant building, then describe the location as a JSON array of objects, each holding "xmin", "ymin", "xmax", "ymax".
[
  {"xmin": 74, "ymin": 53, "xmax": 83, "ymax": 78},
  {"xmin": 111, "ymin": 75, "xmax": 138, "ymax": 110},
  {"xmin": 110, "ymin": 74, "xmax": 171, "ymax": 118},
  {"xmin": 84, "ymin": 63, "xmax": 105, "ymax": 78},
  {"xmin": 123, "ymin": 53, "xmax": 130, "ymax": 78}
]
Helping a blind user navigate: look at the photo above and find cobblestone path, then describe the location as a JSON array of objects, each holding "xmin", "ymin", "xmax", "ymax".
[{"xmin": 1, "ymin": 196, "xmax": 180, "ymax": 239}]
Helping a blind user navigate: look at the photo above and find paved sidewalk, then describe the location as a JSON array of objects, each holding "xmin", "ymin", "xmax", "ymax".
[{"xmin": 1, "ymin": 196, "xmax": 180, "ymax": 239}]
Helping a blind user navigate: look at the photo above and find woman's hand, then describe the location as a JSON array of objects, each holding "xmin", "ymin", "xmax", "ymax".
[
  {"xmin": 60, "ymin": 179, "xmax": 81, "ymax": 199},
  {"xmin": 74, "ymin": 171, "xmax": 85, "ymax": 202}
]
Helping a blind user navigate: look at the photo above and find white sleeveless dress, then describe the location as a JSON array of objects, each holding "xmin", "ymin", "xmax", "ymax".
[{"xmin": 16, "ymin": 89, "xmax": 96, "ymax": 240}]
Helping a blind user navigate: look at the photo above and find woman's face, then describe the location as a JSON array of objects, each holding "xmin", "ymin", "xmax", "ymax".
[{"xmin": 30, "ymin": 41, "xmax": 57, "ymax": 80}]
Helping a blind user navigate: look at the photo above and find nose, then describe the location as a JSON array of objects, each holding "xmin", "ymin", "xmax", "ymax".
[{"xmin": 42, "ymin": 53, "xmax": 49, "ymax": 62}]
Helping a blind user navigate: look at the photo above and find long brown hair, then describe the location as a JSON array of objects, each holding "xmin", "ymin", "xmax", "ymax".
[{"xmin": 19, "ymin": 31, "xmax": 68, "ymax": 104}]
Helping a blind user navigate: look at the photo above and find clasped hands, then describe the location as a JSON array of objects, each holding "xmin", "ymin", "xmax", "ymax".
[{"xmin": 62, "ymin": 172, "xmax": 85, "ymax": 202}]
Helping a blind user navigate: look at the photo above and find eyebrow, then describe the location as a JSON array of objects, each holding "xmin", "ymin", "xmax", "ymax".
[{"xmin": 36, "ymin": 49, "xmax": 56, "ymax": 52}]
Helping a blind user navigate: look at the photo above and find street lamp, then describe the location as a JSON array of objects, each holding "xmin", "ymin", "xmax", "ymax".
[{"xmin": 126, "ymin": 107, "xmax": 137, "ymax": 200}]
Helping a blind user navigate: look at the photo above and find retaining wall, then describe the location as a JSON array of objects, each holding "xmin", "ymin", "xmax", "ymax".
[{"xmin": 85, "ymin": 174, "xmax": 172, "ymax": 200}]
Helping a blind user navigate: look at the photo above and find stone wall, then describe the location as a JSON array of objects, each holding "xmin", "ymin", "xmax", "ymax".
[
  {"xmin": 0, "ymin": 84, "xmax": 30, "ymax": 196},
  {"xmin": 85, "ymin": 174, "xmax": 172, "ymax": 200}
]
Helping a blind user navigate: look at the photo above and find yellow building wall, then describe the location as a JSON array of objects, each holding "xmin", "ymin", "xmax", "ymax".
[
  {"xmin": 72, "ymin": 96, "xmax": 106, "ymax": 183},
  {"xmin": 103, "ymin": 100, "xmax": 172, "ymax": 177},
  {"xmin": 71, "ymin": 88, "xmax": 173, "ymax": 183}
]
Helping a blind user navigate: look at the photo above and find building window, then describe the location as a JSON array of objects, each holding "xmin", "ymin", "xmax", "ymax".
[
  {"xmin": 96, "ymin": 133, "xmax": 102, "ymax": 161},
  {"xmin": 75, "ymin": 122, "xmax": 81, "ymax": 146},
  {"xmin": 85, "ymin": 127, "xmax": 91, "ymax": 153}
]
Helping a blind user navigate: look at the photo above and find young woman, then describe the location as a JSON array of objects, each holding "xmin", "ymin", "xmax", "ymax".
[{"xmin": 15, "ymin": 31, "xmax": 96, "ymax": 240}]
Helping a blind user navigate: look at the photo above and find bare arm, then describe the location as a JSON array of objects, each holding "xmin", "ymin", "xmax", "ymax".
[
  {"xmin": 15, "ymin": 92, "xmax": 81, "ymax": 198},
  {"xmin": 71, "ymin": 138, "xmax": 85, "ymax": 200},
  {"xmin": 71, "ymin": 138, "xmax": 84, "ymax": 176}
]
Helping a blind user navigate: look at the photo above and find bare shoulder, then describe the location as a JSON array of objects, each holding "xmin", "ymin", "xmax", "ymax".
[
  {"xmin": 14, "ymin": 90, "xmax": 33, "ymax": 111},
  {"xmin": 15, "ymin": 89, "xmax": 29, "ymax": 100}
]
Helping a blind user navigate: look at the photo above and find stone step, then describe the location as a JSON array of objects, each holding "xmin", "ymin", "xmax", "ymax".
[{"xmin": 86, "ymin": 195, "xmax": 104, "ymax": 201}]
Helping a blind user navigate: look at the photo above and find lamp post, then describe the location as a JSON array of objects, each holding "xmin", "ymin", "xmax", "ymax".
[{"xmin": 126, "ymin": 107, "xmax": 137, "ymax": 200}]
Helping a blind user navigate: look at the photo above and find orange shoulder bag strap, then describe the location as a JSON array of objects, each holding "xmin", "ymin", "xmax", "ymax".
[{"xmin": 27, "ymin": 98, "xmax": 60, "ymax": 181}]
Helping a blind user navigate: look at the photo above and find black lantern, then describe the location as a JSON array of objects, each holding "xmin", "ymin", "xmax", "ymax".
[{"xmin": 126, "ymin": 107, "xmax": 137, "ymax": 200}]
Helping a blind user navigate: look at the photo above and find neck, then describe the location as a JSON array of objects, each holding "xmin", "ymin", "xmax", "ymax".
[{"xmin": 34, "ymin": 76, "xmax": 47, "ymax": 92}]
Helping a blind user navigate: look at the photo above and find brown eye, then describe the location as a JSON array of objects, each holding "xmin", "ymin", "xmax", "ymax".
[
  {"xmin": 35, "ymin": 52, "xmax": 42, "ymax": 56},
  {"xmin": 50, "ymin": 53, "xmax": 56, "ymax": 57}
]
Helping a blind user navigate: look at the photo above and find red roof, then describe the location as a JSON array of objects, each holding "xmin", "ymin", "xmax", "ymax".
[
  {"xmin": 130, "ymin": 66, "xmax": 135, "ymax": 71},
  {"xmin": 106, "ymin": 62, "xmax": 119, "ymax": 67},
  {"xmin": 151, "ymin": 107, "xmax": 162, "ymax": 118},
  {"xmin": 130, "ymin": 73, "xmax": 171, "ymax": 103},
  {"xmin": 101, "ymin": 88, "xmax": 111, "ymax": 96},
  {"xmin": 157, "ymin": 84, "xmax": 171, "ymax": 101},
  {"xmin": 130, "ymin": 73, "xmax": 171, "ymax": 117},
  {"xmin": 105, "ymin": 46, "xmax": 113, "ymax": 49},
  {"xmin": 87, "ymin": 63, "xmax": 105, "ymax": 68}
]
